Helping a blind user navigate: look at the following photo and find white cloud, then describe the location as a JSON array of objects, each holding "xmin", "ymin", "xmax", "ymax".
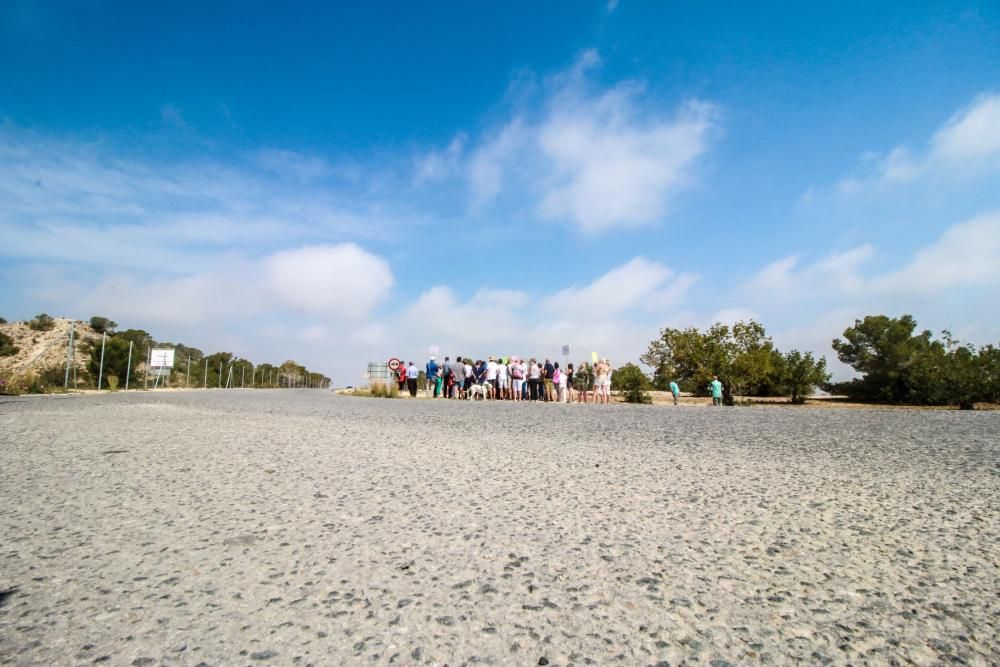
[
  {"xmin": 264, "ymin": 244, "xmax": 393, "ymax": 318},
  {"xmin": 433, "ymin": 51, "xmax": 717, "ymax": 232},
  {"xmin": 873, "ymin": 212, "xmax": 1000, "ymax": 295},
  {"xmin": 542, "ymin": 257, "xmax": 695, "ymax": 314},
  {"xmin": 823, "ymin": 92, "xmax": 1000, "ymax": 192},
  {"xmin": 537, "ymin": 98, "xmax": 715, "ymax": 232},
  {"xmin": 931, "ymin": 93, "xmax": 1000, "ymax": 160}
]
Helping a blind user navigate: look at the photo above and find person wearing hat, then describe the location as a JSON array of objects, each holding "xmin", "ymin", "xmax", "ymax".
[{"xmin": 425, "ymin": 355, "xmax": 439, "ymax": 396}]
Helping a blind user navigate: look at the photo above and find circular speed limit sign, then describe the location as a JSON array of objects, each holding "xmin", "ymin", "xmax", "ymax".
[{"xmin": 387, "ymin": 358, "xmax": 401, "ymax": 371}]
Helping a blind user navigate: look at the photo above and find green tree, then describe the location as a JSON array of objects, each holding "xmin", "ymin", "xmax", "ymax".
[
  {"xmin": 641, "ymin": 319, "xmax": 780, "ymax": 404},
  {"xmin": 611, "ymin": 363, "xmax": 652, "ymax": 404},
  {"xmin": 86, "ymin": 336, "xmax": 141, "ymax": 387},
  {"xmin": 777, "ymin": 350, "xmax": 830, "ymax": 404},
  {"xmin": 833, "ymin": 315, "xmax": 999, "ymax": 408},
  {"xmin": 832, "ymin": 315, "xmax": 941, "ymax": 403},
  {"xmin": 28, "ymin": 313, "xmax": 55, "ymax": 331},
  {"xmin": 0, "ymin": 331, "xmax": 18, "ymax": 357},
  {"xmin": 89, "ymin": 316, "xmax": 118, "ymax": 334}
]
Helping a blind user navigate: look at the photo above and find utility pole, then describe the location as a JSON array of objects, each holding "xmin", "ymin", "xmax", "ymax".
[
  {"xmin": 63, "ymin": 322, "xmax": 76, "ymax": 389},
  {"xmin": 97, "ymin": 332, "xmax": 107, "ymax": 390},
  {"xmin": 125, "ymin": 340, "xmax": 133, "ymax": 390},
  {"xmin": 204, "ymin": 360, "xmax": 208, "ymax": 389},
  {"xmin": 186, "ymin": 355, "xmax": 191, "ymax": 388}
]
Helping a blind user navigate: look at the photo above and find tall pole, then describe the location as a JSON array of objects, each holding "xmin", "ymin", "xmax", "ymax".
[
  {"xmin": 204, "ymin": 360, "xmax": 208, "ymax": 389},
  {"xmin": 144, "ymin": 346, "xmax": 150, "ymax": 389},
  {"xmin": 241, "ymin": 365, "xmax": 245, "ymax": 389},
  {"xmin": 186, "ymin": 355, "xmax": 191, "ymax": 389},
  {"xmin": 125, "ymin": 341, "xmax": 133, "ymax": 390},
  {"xmin": 63, "ymin": 322, "xmax": 75, "ymax": 389},
  {"xmin": 97, "ymin": 332, "xmax": 107, "ymax": 390},
  {"xmin": 218, "ymin": 361, "xmax": 223, "ymax": 388}
]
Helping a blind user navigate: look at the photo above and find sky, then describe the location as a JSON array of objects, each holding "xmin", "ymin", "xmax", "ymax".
[{"xmin": 2, "ymin": 1, "xmax": 1000, "ymax": 383}]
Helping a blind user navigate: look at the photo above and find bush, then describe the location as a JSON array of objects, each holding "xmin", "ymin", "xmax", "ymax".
[
  {"xmin": 28, "ymin": 313, "xmax": 55, "ymax": 331},
  {"xmin": 107, "ymin": 375, "xmax": 119, "ymax": 391},
  {"xmin": 353, "ymin": 381, "xmax": 400, "ymax": 398},
  {"xmin": 0, "ymin": 331, "xmax": 18, "ymax": 357},
  {"xmin": 612, "ymin": 363, "xmax": 652, "ymax": 404},
  {"xmin": 0, "ymin": 317, "xmax": 6, "ymax": 324},
  {"xmin": 89, "ymin": 316, "xmax": 118, "ymax": 334}
]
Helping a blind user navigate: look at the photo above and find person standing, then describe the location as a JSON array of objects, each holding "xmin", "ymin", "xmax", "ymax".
[
  {"xmin": 425, "ymin": 356, "xmax": 439, "ymax": 396},
  {"xmin": 669, "ymin": 380, "xmax": 680, "ymax": 406},
  {"xmin": 396, "ymin": 361, "xmax": 407, "ymax": 393},
  {"xmin": 464, "ymin": 358, "xmax": 474, "ymax": 396},
  {"xmin": 486, "ymin": 356, "xmax": 498, "ymax": 399},
  {"xmin": 594, "ymin": 358, "xmax": 611, "ymax": 404},
  {"xmin": 566, "ymin": 363, "xmax": 575, "ymax": 403},
  {"xmin": 543, "ymin": 358, "xmax": 555, "ymax": 401},
  {"xmin": 710, "ymin": 376, "xmax": 724, "ymax": 406},
  {"xmin": 450, "ymin": 355, "xmax": 465, "ymax": 399},
  {"xmin": 406, "ymin": 361, "xmax": 419, "ymax": 397},
  {"xmin": 497, "ymin": 358, "xmax": 509, "ymax": 400}
]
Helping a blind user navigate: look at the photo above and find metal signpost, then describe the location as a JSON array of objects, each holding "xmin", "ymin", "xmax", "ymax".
[
  {"xmin": 63, "ymin": 322, "xmax": 75, "ymax": 390},
  {"xmin": 97, "ymin": 332, "xmax": 107, "ymax": 390},
  {"xmin": 125, "ymin": 340, "xmax": 133, "ymax": 390},
  {"xmin": 150, "ymin": 349, "xmax": 175, "ymax": 389}
]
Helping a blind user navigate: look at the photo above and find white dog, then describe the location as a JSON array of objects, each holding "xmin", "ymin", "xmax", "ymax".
[{"xmin": 467, "ymin": 383, "xmax": 489, "ymax": 400}]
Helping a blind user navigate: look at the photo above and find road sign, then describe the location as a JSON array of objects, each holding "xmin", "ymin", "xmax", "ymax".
[
  {"xmin": 562, "ymin": 345, "xmax": 570, "ymax": 356},
  {"xmin": 150, "ymin": 349, "xmax": 175, "ymax": 368},
  {"xmin": 388, "ymin": 358, "xmax": 401, "ymax": 371}
]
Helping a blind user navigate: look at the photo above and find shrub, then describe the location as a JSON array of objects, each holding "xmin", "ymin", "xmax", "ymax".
[
  {"xmin": 107, "ymin": 375, "xmax": 119, "ymax": 391},
  {"xmin": 0, "ymin": 331, "xmax": 18, "ymax": 357},
  {"xmin": 89, "ymin": 316, "xmax": 118, "ymax": 334},
  {"xmin": 0, "ymin": 317, "xmax": 6, "ymax": 324},
  {"xmin": 612, "ymin": 363, "xmax": 652, "ymax": 404},
  {"xmin": 28, "ymin": 313, "xmax": 55, "ymax": 331}
]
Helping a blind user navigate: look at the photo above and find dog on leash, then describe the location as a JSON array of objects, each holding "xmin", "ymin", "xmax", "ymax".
[{"xmin": 467, "ymin": 383, "xmax": 489, "ymax": 400}]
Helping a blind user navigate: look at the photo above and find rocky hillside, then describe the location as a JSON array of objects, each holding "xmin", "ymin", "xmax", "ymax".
[{"xmin": 0, "ymin": 318, "xmax": 101, "ymax": 378}]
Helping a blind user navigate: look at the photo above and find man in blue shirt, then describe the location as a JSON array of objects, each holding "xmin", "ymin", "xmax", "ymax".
[
  {"xmin": 669, "ymin": 380, "xmax": 680, "ymax": 406},
  {"xmin": 710, "ymin": 376, "xmax": 724, "ymax": 406},
  {"xmin": 425, "ymin": 356, "xmax": 439, "ymax": 396}
]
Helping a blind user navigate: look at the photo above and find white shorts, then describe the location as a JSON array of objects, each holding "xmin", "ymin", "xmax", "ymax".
[
  {"xmin": 513, "ymin": 379, "xmax": 523, "ymax": 392},
  {"xmin": 597, "ymin": 377, "xmax": 611, "ymax": 388}
]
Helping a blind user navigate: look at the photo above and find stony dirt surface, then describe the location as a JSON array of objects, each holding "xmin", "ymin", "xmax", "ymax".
[
  {"xmin": 0, "ymin": 318, "xmax": 99, "ymax": 378},
  {"xmin": 1, "ymin": 390, "xmax": 997, "ymax": 666}
]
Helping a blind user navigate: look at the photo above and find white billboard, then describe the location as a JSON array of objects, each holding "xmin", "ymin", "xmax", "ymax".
[{"xmin": 150, "ymin": 349, "xmax": 175, "ymax": 368}]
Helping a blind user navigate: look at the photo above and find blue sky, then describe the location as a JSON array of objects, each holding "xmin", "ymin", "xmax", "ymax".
[{"xmin": 2, "ymin": 1, "xmax": 1000, "ymax": 382}]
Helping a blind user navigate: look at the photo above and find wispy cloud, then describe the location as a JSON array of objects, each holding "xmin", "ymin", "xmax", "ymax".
[
  {"xmin": 828, "ymin": 92, "xmax": 1000, "ymax": 193},
  {"xmin": 419, "ymin": 50, "xmax": 719, "ymax": 233}
]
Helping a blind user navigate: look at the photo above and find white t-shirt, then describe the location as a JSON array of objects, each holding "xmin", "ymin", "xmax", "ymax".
[
  {"xmin": 406, "ymin": 365, "xmax": 418, "ymax": 379},
  {"xmin": 497, "ymin": 364, "xmax": 508, "ymax": 381},
  {"xmin": 464, "ymin": 363, "xmax": 473, "ymax": 378},
  {"xmin": 486, "ymin": 361, "xmax": 498, "ymax": 380}
]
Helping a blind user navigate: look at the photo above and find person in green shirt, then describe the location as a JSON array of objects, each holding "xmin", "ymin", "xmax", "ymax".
[
  {"xmin": 709, "ymin": 376, "xmax": 723, "ymax": 406},
  {"xmin": 669, "ymin": 381, "xmax": 680, "ymax": 406}
]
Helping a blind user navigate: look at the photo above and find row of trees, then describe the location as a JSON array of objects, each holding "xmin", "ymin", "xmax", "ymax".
[
  {"xmin": 639, "ymin": 320, "xmax": 828, "ymax": 404},
  {"xmin": 80, "ymin": 319, "xmax": 331, "ymax": 390}
]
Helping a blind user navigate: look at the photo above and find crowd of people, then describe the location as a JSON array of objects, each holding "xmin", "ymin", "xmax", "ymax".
[{"xmin": 397, "ymin": 355, "xmax": 615, "ymax": 403}]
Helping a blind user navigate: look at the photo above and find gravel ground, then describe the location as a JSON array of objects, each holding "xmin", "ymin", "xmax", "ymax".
[{"xmin": 1, "ymin": 390, "xmax": 998, "ymax": 666}]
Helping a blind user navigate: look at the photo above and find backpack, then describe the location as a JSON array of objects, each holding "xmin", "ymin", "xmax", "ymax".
[{"xmin": 511, "ymin": 364, "xmax": 523, "ymax": 379}]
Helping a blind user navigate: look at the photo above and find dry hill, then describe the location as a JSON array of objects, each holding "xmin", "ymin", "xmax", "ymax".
[{"xmin": 0, "ymin": 318, "xmax": 101, "ymax": 381}]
